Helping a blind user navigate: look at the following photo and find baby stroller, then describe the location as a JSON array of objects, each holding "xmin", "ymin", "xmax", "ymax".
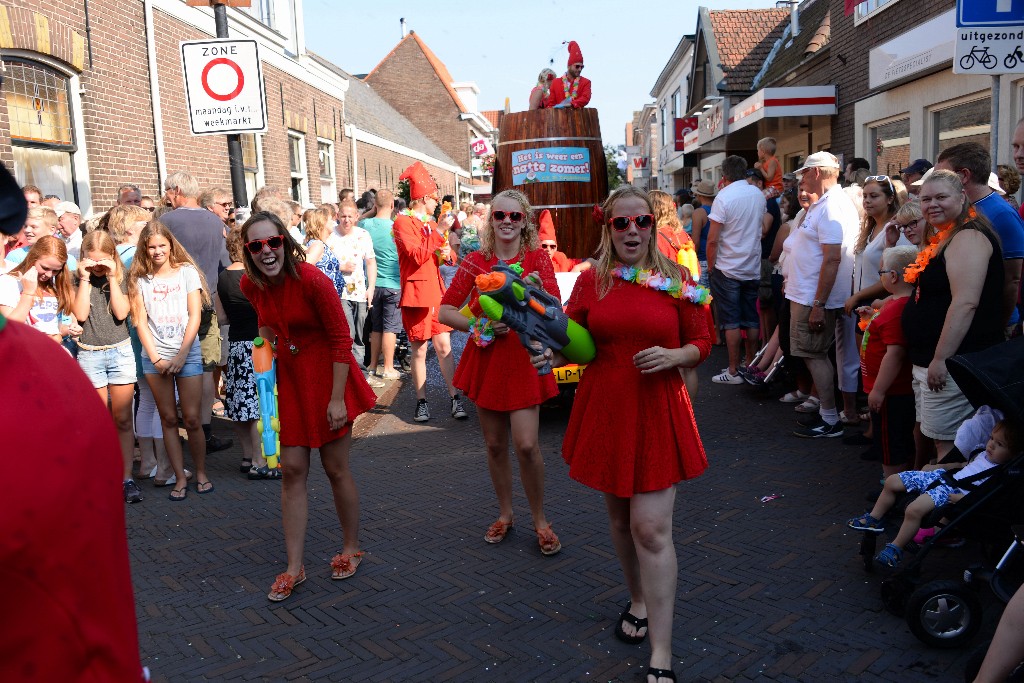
[{"xmin": 859, "ymin": 337, "xmax": 1024, "ymax": 648}]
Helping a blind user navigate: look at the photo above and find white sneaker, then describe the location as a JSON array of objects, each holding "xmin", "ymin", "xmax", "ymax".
[{"xmin": 712, "ymin": 370, "xmax": 744, "ymax": 385}]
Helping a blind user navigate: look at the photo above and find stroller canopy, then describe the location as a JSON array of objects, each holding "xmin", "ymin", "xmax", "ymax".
[{"xmin": 947, "ymin": 336, "xmax": 1024, "ymax": 424}]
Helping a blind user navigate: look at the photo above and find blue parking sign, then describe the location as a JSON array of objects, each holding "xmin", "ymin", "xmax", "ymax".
[{"xmin": 958, "ymin": 0, "xmax": 1024, "ymax": 27}]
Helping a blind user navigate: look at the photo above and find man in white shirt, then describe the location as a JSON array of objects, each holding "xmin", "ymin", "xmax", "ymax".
[
  {"xmin": 55, "ymin": 201, "xmax": 83, "ymax": 261},
  {"xmin": 327, "ymin": 199, "xmax": 378, "ymax": 377},
  {"xmin": 707, "ymin": 155, "xmax": 766, "ymax": 383},
  {"xmin": 786, "ymin": 152, "xmax": 860, "ymax": 438}
]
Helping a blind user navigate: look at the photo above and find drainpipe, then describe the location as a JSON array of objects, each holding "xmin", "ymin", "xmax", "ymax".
[
  {"xmin": 346, "ymin": 124, "xmax": 358, "ymax": 194},
  {"xmin": 143, "ymin": 0, "xmax": 167, "ymax": 190}
]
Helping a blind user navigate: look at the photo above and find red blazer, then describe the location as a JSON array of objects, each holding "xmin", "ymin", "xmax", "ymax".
[
  {"xmin": 394, "ymin": 212, "xmax": 448, "ymax": 309},
  {"xmin": 545, "ymin": 75, "xmax": 592, "ymax": 108}
]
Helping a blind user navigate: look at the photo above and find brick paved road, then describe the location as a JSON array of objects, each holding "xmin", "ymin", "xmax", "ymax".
[{"xmin": 128, "ymin": 345, "xmax": 995, "ymax": 682}]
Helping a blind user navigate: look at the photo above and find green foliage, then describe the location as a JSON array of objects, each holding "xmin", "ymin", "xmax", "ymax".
[
  {"xmin": 605, "ymin": 146, "xmax": 623, "ymax": 190},
  {"xmin": 396, "ymin": 179, "xmax": 410, "ymax": 204}
]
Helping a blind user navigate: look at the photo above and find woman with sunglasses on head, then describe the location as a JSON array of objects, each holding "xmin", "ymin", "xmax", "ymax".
[
  {"xmin": 238, "ymin": 211, "xmax": 377, "ymax": 602},
  {"xmin": 438, "ymin": 190, "xmax": 563, "ymax": 556},
  {"xmin": 844, "ymin": 175, "xmax": 908, "ymax": 316},
  {"xmin": 532, "ymin": 186, "xmax": 711, "ymax": 683}
]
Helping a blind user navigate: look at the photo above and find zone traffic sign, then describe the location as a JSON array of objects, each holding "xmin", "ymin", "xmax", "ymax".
[
  {"xmin": 958, "ymin": 0, "xmax": 1024, "ymax": 27},
  {"xmin": 180, "ymin": 38, "xmax": 268, "ymax": 136}
]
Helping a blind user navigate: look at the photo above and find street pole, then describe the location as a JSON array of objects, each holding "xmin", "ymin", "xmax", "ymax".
[
  {"xmin": 991, "ymin": 75, "xmax": 1000, "ymax": 173},
  {"xmin": 213, "ymin": 2, "xmax": 249, "ymax": 210}
]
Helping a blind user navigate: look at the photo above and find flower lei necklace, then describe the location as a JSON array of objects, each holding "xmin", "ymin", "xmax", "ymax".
[
  {"xmin": 612, "ymin": 264, "xmax": 713, "ymax": 305},
  {"xmin": 903, "ymin": 206, "xmax": 975, "ymax": 285},
  {"xmin": 468, "ymin": 255, "xmax": 526, "ymax": 347},
  {"xmin": 562, "ymin": 75, "xmax": 580, "ymax": 103}
]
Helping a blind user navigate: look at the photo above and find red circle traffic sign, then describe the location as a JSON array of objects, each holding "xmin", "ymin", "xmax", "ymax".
[{"xmin": 201, "ymin": 57, "xmax": 244, "ymax": 102}]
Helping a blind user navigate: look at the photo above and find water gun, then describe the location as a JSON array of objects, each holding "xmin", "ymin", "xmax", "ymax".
[
  {"xmin": 474, "ymin": 264, "xmax": 595, "ymax": 374},
  {"xmin": 252, "ymin": 337, "xmax": 281, "ymax": 469}
]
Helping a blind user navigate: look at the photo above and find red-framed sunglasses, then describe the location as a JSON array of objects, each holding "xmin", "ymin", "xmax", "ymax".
[
  {"xmin": 245, "ymin": 235, "xmax": 285, "ymax": 254},
  {"xmin": 492, "ymin": 210, "xmax": 524, "ymax": 222},
  {"xmin": 609, "ymin": 214, "xmax": 655, "ymax": 231}
]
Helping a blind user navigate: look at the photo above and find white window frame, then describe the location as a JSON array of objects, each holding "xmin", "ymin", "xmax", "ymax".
[
  {"xmin": 317, "ymin": 137, "xmax": 336, "ymax": 205},
  {"xmin": 288, "ymin": 130, "xmax": 308, "ymax": 206},
  {"xmin": 854, "ymin": 0, "xmax": 903, "ymax": 26}
]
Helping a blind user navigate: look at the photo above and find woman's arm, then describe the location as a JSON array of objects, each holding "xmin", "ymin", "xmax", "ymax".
[
  {"xmin": 214, "ymin": 290, "xmax": 230, "ymax": 326},
  {"xmin": 305, "ymin": 240, "xmax": 325, "ymax": 264},
  {"xmin": 258, "ymin": 326, "xmax": 275, "ymax": 343},
  {"xmin": 845, "ymin": 281, "xmax": 888, "ymax": 315},
  {"xmin": 133, "ymin": 300, "xmax": 162, "ymax": 365},
  {"xmin": 108, "ymin": 276, "xmax": 130, "ymax": 321},
  {"xmin": 528, "ymin": 88, "xmax": 543, "ymax": 111},
  {"xmin": 165, "ymin": 288, "xmax": 202, "ymax": 373},
  {"xmin": 769, "ymin": 223, "xmax": 791, "ymax": 263},
  {"xmin": 327, "ymin": 360, "xmax": 350, "ymax": 431}
]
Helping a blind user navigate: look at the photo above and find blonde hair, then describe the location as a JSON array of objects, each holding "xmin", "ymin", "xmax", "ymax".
[
  {"xmin": 127, "ymin": 220, "xmax": 212, "ymax": 316},
  {"xmin": 881, "ymin": 245, "xmax": 918, "ymax": 278},
  {"xmin": 303, "ymin": 207, "xmax": 333, "ymax": 243},
  {"xmin": 537, "ymin": 68, "xmax": 556, "ymax": 89},
  {"xmin": 80, "ymin": 230, "xmax": 125, "ymax": 285},
  {"xmin": 757, "ymin": 137, "xmax": 777, "ymax": 155},
  {"xmin": 27, "ymin": 206, "xmax": 58, "ymax": 232},
  {"xmin": 106, "ymin": 205, "xmax": 151, "ymax": 245},
  {"xmin": 7, "ymin": 235, "xmax": 74, "ymax": 315},
  {"xmin": 649, "ymin": 190, "xmax": 681, "ymax": 232},
  {"xmin": 479, "ymin": 189, "xmax": 539, "ymax": 259},
  {"xmin": 855, "ymin": 176, "xmax": 902, "ymax": 253},
  {"xmin": 593, "ymin": 186, "xmax": 683, "ymax": 298}
]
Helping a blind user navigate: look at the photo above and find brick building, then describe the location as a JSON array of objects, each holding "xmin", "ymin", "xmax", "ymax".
[{"xmin": 0, "ymin": 1, "xmax": 467, "ymax": 217}]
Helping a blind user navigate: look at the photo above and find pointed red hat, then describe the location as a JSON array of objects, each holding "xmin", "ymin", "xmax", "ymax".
[
  {"xmin": 567, "ymin": 41, "xmax": 584, "ymax": 67},
  {"xmin": 399, "ymin": 161, "xmax": 437, "ymax": 201},
  {"xmin": 537, "ymin": 209, "xmax": 556, "ymax": 243}
]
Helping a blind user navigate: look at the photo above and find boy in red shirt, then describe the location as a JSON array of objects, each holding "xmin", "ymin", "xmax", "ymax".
[{"xmin": 858, "ymin": 245, "xmax": 919, "ymax": 477}]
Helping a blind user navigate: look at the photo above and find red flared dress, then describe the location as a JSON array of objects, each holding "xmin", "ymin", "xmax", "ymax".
[
  {"xmin": 241, "ymin": 262, "xmax": 377, "ymax": 448},
  {"xmin": 562, "ymin": 269, "xmax": 711, "ymax": 497},
  {"xmin": 441, "ymin": 249, "xmax": 560, "ymax": 411}
]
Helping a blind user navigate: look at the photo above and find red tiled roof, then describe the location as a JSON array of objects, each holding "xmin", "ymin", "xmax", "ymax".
[
  {"xmin": 707, "ymin": 9, "xmax": 790, "ymax": 91},
  {"xmin": 366, "ymin": 32, "xmax": 468, "ymax": 113},
  {"xmin": 481, "ymin": 110, "xmax": 503, "ymax": 128}
]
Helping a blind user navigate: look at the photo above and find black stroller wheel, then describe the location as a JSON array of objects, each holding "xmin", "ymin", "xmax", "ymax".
[{"xmin": 906, "ymin": 580, "xmax": 982, "ymax": 648}]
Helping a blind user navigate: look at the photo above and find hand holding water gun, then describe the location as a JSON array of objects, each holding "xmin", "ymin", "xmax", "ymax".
[
  {"xmin": 474, "ymin": 264, "xmax": 595, "ymax": 375},
  {"xmin": 252, "ymin": 337, "xmax": 281, "ymax": 469}
]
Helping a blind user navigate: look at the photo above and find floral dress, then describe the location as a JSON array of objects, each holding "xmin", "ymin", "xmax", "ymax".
[{"xmin": 307, "ymin": 238, "xmax": 345, "ymax": 299}]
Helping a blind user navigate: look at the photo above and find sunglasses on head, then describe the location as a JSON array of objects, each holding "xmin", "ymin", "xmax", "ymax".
[
  {"xmin": 609, "ymin": 214, "xmax": 655, "ymax": 231},
  {"xmin": 245, "ymin": 235, "xmax": 285, "ymax": 254},
  {"xmin": 866, "ymin": 175, "xmax": 894, "ymax": 193},
  {"xmin": 492, "ymin": 210, "xmax": 524, "ymax": 222}
]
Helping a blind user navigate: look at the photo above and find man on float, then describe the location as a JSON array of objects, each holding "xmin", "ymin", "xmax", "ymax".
[{"xmin": 545, "ymin": 41, "xmax": 591, "ymax": 109}]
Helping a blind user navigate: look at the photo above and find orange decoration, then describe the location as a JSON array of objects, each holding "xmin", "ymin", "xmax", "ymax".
[{"xmin": 903, "ymin": 224, "xmax": 955, "ymax": 285}]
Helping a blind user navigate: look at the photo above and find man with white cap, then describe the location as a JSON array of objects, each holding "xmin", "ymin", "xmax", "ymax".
[
  {"xmin": 55, "ymin": 201, "xmax": 83, "ymax": 261},
  {"xmin": 787, "ymin": 152, "xmax": 860, "ymax": 438}
]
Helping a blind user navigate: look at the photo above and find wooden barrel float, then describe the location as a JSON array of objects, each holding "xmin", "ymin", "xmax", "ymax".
[{"xmin": 492, "ymin": 108, "xmax": 608, "ymax": 259}]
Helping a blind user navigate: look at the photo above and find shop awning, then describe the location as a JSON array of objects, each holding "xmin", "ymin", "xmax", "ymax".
[{"xmin": 728, "ymin": 86, "xmax": 836, "ymax": 134}]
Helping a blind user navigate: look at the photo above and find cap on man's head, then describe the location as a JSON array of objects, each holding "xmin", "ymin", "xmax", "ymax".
[
  {"xmin": 794, "ymin": 151, "xmax": 841, "ymax": 176},
  {"xmin": 692, "ymin": 180, "xmax": 718, "ymax": 198},
  {"xmin": 746, "ymin": 169, "xmax": 766, "ymax": 183},
  {"xmin": 398, "ymin": 162, "xmax": 438, "ymax": 201},
  {"xmin": 567, "ymin": 41, "xmax": 584, "ymax": 67},
  {"xmin": 537, "ymin": 209, "xmax": 557, "ymax": 243},
  {"xmin": 910, "ymin": 167, "xmax": 934, "ymax": 187},
  {"xmin": 55, "ymin": 201, "xmax": 82, "ymax": 218},
  {"xmin": 900, "ymin": 158, "xmax": 933, "ymax": 175},
  {"xmin": 989, "ymin": 171, "xmax": 1007, "ymax": 195}
]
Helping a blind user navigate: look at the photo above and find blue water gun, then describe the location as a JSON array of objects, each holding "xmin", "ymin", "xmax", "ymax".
[{"xmin": 252, "ymin": 337, "xmax": 281, "ymax": 469}]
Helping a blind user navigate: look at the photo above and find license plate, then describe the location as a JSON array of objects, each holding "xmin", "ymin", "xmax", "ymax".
[{"xmin": 554, "ymin": 365, "xmax": 585, "ymax": 384}]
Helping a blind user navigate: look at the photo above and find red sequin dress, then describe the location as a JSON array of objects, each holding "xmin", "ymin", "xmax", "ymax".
[
  {"xmin": 441, "ymin": 249, "xmax": 560, "ymax": 411},
  {"xmin": 562, "ymin": 269, "xmax": 711, "ymax": 497},
  {"xmin": 241, "ymin": 262, "xmax": 377, "ymax": 448}
]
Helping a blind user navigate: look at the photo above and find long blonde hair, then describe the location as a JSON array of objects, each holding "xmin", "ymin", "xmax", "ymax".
[
  {"xmin": 479, "ymin": 189, "xmax": 540, "ymax": 259},
  {"xmin": 649, "ymin": 190, "xmax": 681, "ymax": 232},
  {"xmin": 127, "ymin": 220, "xmax": 211, "ymax": 317},
  {"xmin": 855, "ymin": 176, "xmax": 902, "ymax": 253},
  {"xmin": 7, "ymin": 235, "xmax": 74, "ymax": 315},
  {"xmin": 302, "ymin": 207, "xmax": 333, "ymax": 243},
  {"xmin": 593, "ymin": 186, "xmax": 683, "ymax": 298},
  {"xmin": 80, "ymin": 229, "xmax": 125, "ymax": 285}
]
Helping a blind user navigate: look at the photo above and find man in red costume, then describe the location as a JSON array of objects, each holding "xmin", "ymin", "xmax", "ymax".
[
  {"xmin": 394, "ymin": 162, "xmax": 467, "ymax": 423},
  {"xmin": 545, "ymin": 41, "xmax": 591, "ymax": 109},
  {"xmin": 537, "ymin": 209, "xmax": 576, "ymax": 273}
]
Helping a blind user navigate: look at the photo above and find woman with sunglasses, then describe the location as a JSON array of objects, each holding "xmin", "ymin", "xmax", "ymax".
[
  {"xmin": 238, "ymin": 211, "xmax": 377, "ymax": 602},
  {"xmin": 533, "ymin": 186, "xmax": 710, "ymax": 683},
  {"xmin": 844, "ymin": 175, "xmax": 907, "ymax": 316},
  {"xmin": 885, "ymin": 202, "xmax": 934, "ymax": 249},
  {"xmin": 438, "ymin": 190, "xmax": 563, "ymax": 556}
]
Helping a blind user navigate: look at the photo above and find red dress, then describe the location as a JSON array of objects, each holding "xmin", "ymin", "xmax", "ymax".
[
  {"xmin": 241, "ymin": 262, "xmax": 377, "ymax": 448},
  {"xmin": 562, "ymin": 269, "xmax": 711, "ymax": 497},
  {"xmin": 441, "ymin": 249, "xmax": 560, "ymax": 411}
]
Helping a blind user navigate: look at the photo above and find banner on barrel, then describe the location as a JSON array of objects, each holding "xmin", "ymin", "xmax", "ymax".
[{"xmin": 510, "ymin": 146, "xmax": 591, "ymax": 185}]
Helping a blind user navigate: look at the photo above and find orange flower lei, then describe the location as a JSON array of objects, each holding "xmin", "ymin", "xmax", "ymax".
[{"xmin": 903, "ymin": 206, "xmax": 977, "ymax": 284}]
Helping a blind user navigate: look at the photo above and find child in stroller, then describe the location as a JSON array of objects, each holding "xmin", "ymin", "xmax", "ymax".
[{"xmin": 848, "ymin": 415, "xmax": 1023, "ymax": 569}]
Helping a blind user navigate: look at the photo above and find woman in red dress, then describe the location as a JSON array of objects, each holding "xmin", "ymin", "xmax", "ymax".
[
  {"xmin": 238, "ymin": 211, "xmax": 377, "ymax": 602},
  {"xmin": 533, "ymin": 186, "xmax": 711, "ymax": 683},
  {"xmin": 439, "ymin": 189, "xmax": 562, "ymax": 556}
]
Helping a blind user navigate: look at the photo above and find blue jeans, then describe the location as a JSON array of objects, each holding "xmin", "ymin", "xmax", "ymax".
[{"xmin": 709, "ymin": 269, "xmax": 759, "ymax": 330}]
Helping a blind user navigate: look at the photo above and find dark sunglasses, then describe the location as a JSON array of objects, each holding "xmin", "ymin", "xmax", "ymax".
[
  {"xmin": 492, "ymin": 210, "xmax": 524, "ymax": 222},
  {"xmin": 865, "ymin": 175, "xmax": 894, "ymax": 193},
  {"xmin": 609, "ymin": 214, "xmax": 655, "ymax": 231},
  {"xmin": 877, "ymin": 269, "xmax": 895, "ymax": 277},
  {"xmin": 245, "ymin": 235, "xmax": 285, "ymax": 254},
  {"xmin": 216, "ymin": 201, "xmax": 234, "ymax": 209},
  {"xmin": 143, "ymin": 206, "xmax": 156, "ymax": 212},
  {"xmin": 540, "ymin": 243, "xmax": 558, "ymax": 250}
]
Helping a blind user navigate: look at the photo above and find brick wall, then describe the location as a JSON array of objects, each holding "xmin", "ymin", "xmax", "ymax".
[
  {"xmin": 349, "ymin": 141, "xmax": 459, "ymax": 199},
  {"xmin": 828, "ymin": 0, "xmax": 955, "ymax": 163},
  {"xmin": 365, "ymin": 37, "xmax": 471, "ymax": 171}
]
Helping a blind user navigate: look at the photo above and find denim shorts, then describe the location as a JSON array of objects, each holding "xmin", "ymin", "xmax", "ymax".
[
  {"xmin": 898, "ymin": 470, "xmax": 966, "ymax": 508},
  {"xmin": 77, "ymin": 339, "xmax": 138, "ymax": 388},
  {"xmin": 141, "ymin": 341, "xmax": 203, "ymax": 378},
  {"xmin": 709, "ymin": 269, "xmax": 759, "ymax": 330}
]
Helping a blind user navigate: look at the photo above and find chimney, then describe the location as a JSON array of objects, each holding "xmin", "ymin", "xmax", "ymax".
[
  {"xmin": 400, "ymin": 18, "xmax": 408, "ymax": 38},
  {"xmin": 791, "ymin": 1, "xmax": 800, "ymax": 37}
]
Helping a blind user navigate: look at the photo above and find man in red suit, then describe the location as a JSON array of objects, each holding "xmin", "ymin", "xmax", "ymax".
[
  {"xmin": 545, "ymin": 41, "xmax": 591, "ymax": 109},
  {"xmin": 537, "ymin": 209, "xmax": 576, "ymax": 273},
  {"xmin": 393, "ymin": 162, "xmax": 467, "ymax": 423}
]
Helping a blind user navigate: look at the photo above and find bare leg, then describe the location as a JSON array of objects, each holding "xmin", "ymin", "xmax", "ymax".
[
  {"xmin": 743, "ymin": 326, "xmax": 760, "ymax": 367},
  {"xmin": 320, "ymin": 432, "xmax": 360, "ymax": 556},
  {"xmin": 201, "ymin": 371, "xmax": 215, "ymax": 427},
  {"xmin": 631, "ymin": 488, "xmax": 678, "ymax": 678},
  {"xmin": 724, "ymin": 328, "xmax": 743, "ymax": 374},
  {"xmin": 913, "ymin": 422, "xmax": 935, "ymax": 468},
  {"xmin": 146, "ymin": 373, "xmax": 187, "ymax": 491},
  {"xmin": 868, "ymin": 474, "xmax": 908, "ymax": 520},
  {"xmin": 935, "ymin": 439, "xmax": 955, "ymax": 462},
  {"xmin": 410, "ymin": 340, "xmax": 428, "ymax": 400},
  {"xmin": 605, "ymin": 494, "xmax": 646, "ymax": 636},
  {"xmin": 973, "ymin": 583, "xmax": 1024, "ymax": 682},
  {"xmin": 478, "ymin": 407, "xmax": 514, "ymax": 522},
  {"xmin": 279, "ymin": 445, "xmax": 311, "ymax": 574},
  {"xmin": 892, "ymin": 495, "xmax": 934, "ymax": 549},
  {"xmin": 432, "ymin": 332, "xmax": 457, "ymax": 396},
  {"xmin": 176, "ymin": 374, "xmax": 210, "ymax": 488},
  {"xmin": 369, "ymin": 331, "xmax": 382, "ymax": 373},
  {"xmin": 232, "ymin": 419, "xmax": 265, "ymax": 468},
  {"xmin": 509, "ymin": 406, "xmax": 548, "ymax": 529},
  {"xmin": 804, "ymin": 357, "xmax": 835, "ymax": 411},
  {"xmin": 381, "ymin": 332, "xmax": 397, "ymax": 374}
]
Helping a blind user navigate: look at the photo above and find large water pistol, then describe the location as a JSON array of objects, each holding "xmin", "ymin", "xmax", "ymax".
[{"xmin": 252, "ymin": 337, "xmax": 281, "ymax": 470}]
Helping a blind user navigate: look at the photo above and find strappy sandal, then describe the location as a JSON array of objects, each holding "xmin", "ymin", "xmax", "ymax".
[
  {"xmin": 847, "ymin": 513, "xmax": 884, "ymax": 533},
  {"xmin": 614, "ymin": 602, "xmax": 648, "ymax": 644},
  {"xmin": 646, "ymin": 666, "xmax": 677, "ymax": 682},
  {"xmin": 535, "ymin": 524, "xmax": 562, "ymax": 556},
  {"xmin": 484, "ymin": 517, "xmax": 514, "ymax": 544},
  {"xmin": 267, "ymin": 566, "xmax": 306, "ymax": 601},
  {"xmin": 875, "ymin": 543, "xmax": 904, "ymax": 568},
  {"xmin": 330, "ymin": 551, "xmax": 364, "ymax": 580}
]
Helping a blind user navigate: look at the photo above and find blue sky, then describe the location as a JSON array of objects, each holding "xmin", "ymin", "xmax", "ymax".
[{"xmin": 303, "ymin": 0, "xmax": 783, "ymax": 147}]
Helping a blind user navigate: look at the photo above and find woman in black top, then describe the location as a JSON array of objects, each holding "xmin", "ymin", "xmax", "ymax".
[
  {"xmin": 216, "ymin": 230, "xmax": 278, "ymax": 479},
  {"xmin": 902, "ymin": 170, "xmax": 1004, "ymax": 460}
]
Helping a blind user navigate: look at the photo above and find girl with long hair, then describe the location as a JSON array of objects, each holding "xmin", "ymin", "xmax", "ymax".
[
  {"xmin": 302, "ymin": 206, "xmax": 346, "ymax": 298},
  {"xmin": 529, "ymin": 68, "xmax": 556, "ymax": 110},
  {"xmin": 845, "ymin": 175, "xmax": 907, "ymax": 315},
  {"xmin": 128, "ymin": 221, "xmax": 213, "ymax": 501},
  {"xmin": 0, "ymin": 235, "xmax": 76, "ymax": 343}
]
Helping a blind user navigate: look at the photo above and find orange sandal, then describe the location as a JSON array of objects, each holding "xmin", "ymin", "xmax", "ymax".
[
  {"xmin": 267, "ymin": 566, "xmax": 305, "ymax": 601},
  {"xmin": 536, "ymin": 525, "xmax": 562, "ymax": 556},
  {"xmin": 330, "ymin": 551, "xmax": 364, "ymax": 580},
  {"xmin": 484, "ymin": 517, "xmax": 514, "ymax": 544}
]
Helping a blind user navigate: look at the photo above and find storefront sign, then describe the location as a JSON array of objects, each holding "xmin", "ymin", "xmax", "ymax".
[
  {"xmin": 869, "ymin": 10, "xmax": 955, "ymax": 90},
  {"xmin": 954, "ymin": 26, "xmax": 1024, "ymax": 74},
  {"xmin": 674, "ymin": 117, "xmax": 698, "ymax": 152},
  {"xmin": 181, "ymin": 39, "xmax": 267, "ymax": 135},
  {"xmin": 470, "ymin": 136, "xmax": 494, "ymax": 156},
  {"xmin": 510, "ymin": 147, "xmax": 591, "ymax": 185},
  {"xmin": 697, "ymin": 100, "xmax": 727, "ymax": 146},
  {"xmin": 728, "ymin": 86, "xmax": 837, "ymax": 133}
]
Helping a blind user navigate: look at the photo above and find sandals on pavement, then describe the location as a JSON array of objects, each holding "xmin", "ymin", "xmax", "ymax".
[
  {"xmin": 875, "ymin": 543, "xmax": 904, "ymax": 568},
  {"xmin": 168, "ymin": 485, "xmax": 188, "ymax": 502},
  {"xmin": 267, "ymin": 566, "xmax": 306, "ymax": 601},
  {"xmin": 196, "ymin": 480, "xmax": 215, "ymax": 495},
  {"xmin": 614, "ymin": 602, "xmax": 648, "ymax": 644},
  {"xmin": 239, "ymin": 459, "xmax": 253, "ymax": 474},
  {"xmin": 779, "ymin": 390, "xmax": 809, "ymax": 403},
  {"xmin": 330, "ymin": 551, "xmax": 364, "ymax": 580},
  {"xmin": 847, "ymin": 513, "xmax": 884, "ymax": 533},
  {"xmin": 248, "ymin": 465, "xmax": 282, "ymax": 480},
  {"xmin": 536, "ymin": 524, "xmax": 562, "ymax": 556},
  {"xmin": 794, "ymin": 396, "xmax": 821, "ymax": 413},
  {"xmin": 484, "ymin": 517, "xmax": 514, "ymax": 544},
  {"xmin": 646, "ymin": 667, "xmax": 677, "ymax": 682}
]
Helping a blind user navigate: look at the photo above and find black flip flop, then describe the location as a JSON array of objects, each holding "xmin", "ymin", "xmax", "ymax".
[
  {"xmin": 168, "ymin": 486, "xmax": 188, "ymax": 502},
  {"xmin": 646, "ymin": 667, "xmax": 676, "ymax": 682},
  {"xmin": 196, "ymin": 481, "xmax": 215, "ymax": 495},
  {"xmin": 614, "ymin": 602, "xmax": 648, "ymax": 644}
]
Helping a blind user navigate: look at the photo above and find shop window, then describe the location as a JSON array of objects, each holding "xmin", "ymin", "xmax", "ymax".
[
  {"xmin": 240, "ymin": 133, "xmax": 262, "ymax": 202},
  {"xmin": 288, "ymin": 131, "xmax": 307, "ymax": 205},
  {"xmin": 317, "ymin": 138, "xmax": 336, "ymax": 205},
  {"xmin": 854, "ymin": 0, "xmax": 901, "ymax": 23},
  {"xmin": 672, "ymin": 90, "xmax": 681, "ymax": 120},
  {"xmin": 872, "ymin": 118, "xmax": 910, "ymax": 177},
  {"xmin": 935, "ymin": 98, "xmax": 990, "ymax": 156},
  {"xmin": 245, "ymin": 0, "xmax": 276, "ymax": 29},
  {"xmin": 5, "ymin": 60, "xmax": 76, "ymax": 201}
]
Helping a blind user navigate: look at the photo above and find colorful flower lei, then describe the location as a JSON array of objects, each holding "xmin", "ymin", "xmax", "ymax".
[
  {"xmin": 468, "ymin": 316, "xmax": 495, "ymax": 348},
  {"xmin": 612, "ymin": 265, "xmax": 713, "ymax": 305},
  {"xmin": 561, "ymin": 75, "xmax": 580, "ymax": 104}
]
